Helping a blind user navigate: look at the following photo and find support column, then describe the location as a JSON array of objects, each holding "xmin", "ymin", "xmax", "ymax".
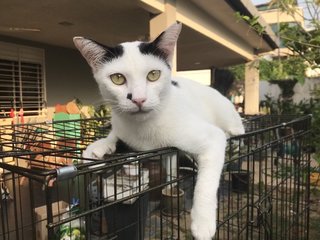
[
  {"xmin": 210, "ymin": 67, "xmax": 215, "ymax": 88},
  {"xmin": 150, "ymin": 0, "xmax": 177, "ymax": 73},
  {"xmin": 244, "ymin": 60, "xmax": 260, "ymax": 115}
]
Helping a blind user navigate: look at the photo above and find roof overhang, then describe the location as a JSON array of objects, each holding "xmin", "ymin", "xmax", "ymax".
[{"xmin": 0, "ymin": 0, "xmax": 277, "ymax": 70}]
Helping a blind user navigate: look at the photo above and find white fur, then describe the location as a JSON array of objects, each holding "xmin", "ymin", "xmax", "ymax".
[{"xmin": 74, "ymin": 23, "xmax": 244, "ymax": 240}]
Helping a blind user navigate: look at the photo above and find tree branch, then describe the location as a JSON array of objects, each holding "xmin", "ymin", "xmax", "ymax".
[{"xmin": 281, "ymin": 35, "xmax": 320, "ymax": 48}]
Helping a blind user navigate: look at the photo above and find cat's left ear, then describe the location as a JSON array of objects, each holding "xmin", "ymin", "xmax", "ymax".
[
  {"xmin": 73, "ymin": 37, "xmax": 106, "ymax": 72},
  {"xmin": 153, "ymin": 22, "xmax": 182, "ymax": 66}
]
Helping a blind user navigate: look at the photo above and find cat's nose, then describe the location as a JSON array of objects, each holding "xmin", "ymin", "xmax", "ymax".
[{"xmin": 132, "ymin": 98, "xmax": 146, "ymax": 107}]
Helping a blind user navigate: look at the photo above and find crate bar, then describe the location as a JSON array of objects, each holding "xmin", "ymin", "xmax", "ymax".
[{"xmin": 0, "ymin": 115, "xmax": 312, "ymax": 240}]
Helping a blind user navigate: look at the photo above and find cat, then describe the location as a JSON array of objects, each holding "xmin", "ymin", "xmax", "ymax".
[{"xmin": 73, "ymin": 22, "xmax": 244, "ymax": 240}]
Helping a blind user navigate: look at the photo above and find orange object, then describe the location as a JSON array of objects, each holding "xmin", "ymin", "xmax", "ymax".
[
  {"xmin": 55, "ymin": 104, "xmax": 68, "ymax": 113},
  {"xmin": 310, "ymin": 172, "xmax": 320, "ymax": 186},
  {"xmin": 9, "ymin": 108, "xmax": 15, "ymax": 124},
  {"xmin": 66, "ymin": 101, "xmax": 80, "ymax": 114},
  {"xmin": 19, "ymin": 108, "xmax": 24, "ymax": 124}
]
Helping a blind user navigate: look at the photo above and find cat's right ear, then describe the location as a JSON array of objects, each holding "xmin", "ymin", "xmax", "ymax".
[
  {"xmin": 73, "ymin": 37, "xmax": 106, "ymax": 72},
  {"xmin": 152, "ymin": 23, "xmax": 182, "ymax": 66}
]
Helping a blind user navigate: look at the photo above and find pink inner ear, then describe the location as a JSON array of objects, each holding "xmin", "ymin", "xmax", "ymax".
[
  {"xmin": 160, "ymin": 45, "xmax": 172, "ymax": 55},
  {"xmin": 156, "ymin": 23, "xmax": 181, "ymax": 62},
  {"xmin": 74, "ymin": 38, "xmax": 106, "ymax": 71},
  {"xmin": 158, "ymin": 41, "xmax": 176, "ymax": 63}
]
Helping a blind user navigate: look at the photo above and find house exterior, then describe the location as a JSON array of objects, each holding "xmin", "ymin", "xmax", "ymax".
[
  {"xmin": 0, "ymin": 0, "xmax": 277, "ymax": 124},
  {"xmin": 256, "ymin": 1, "xmax": 320, "ymax": 103},
  {"xmin": 258, "ymin": 2, "xmax": 320, "ymax": 79},
  {"xmin": 256, "ymin": 1, "xmax": 305, "ymax": 57}
]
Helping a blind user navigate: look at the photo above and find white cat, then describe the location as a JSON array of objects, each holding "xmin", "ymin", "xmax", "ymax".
[{"xmin": 73, "ymin": 23, "xmax": 244, "ymax": 240}]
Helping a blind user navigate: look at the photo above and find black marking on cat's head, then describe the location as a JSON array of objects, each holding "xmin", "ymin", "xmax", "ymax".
[
  {"xmin": 89, "ymin": 39, "xmax": 124, "ymax": 62},
  {"xmin": 138, "ymin": 23, "xmax": 182, "ymax": 69},
  {"xmin": 139, "ymin": 35, "xmax": 171, "ymax": 69},
  {"xmin": 73, "ymin": 37, "xmax": 124, "ymax": 72},
  {"xmin": 102, "ymin": 44, "xmax": 123, "ymax": 62},
  {"xmin": 74, "ymin": 23, "xmax": 181, "ymax": 73}
]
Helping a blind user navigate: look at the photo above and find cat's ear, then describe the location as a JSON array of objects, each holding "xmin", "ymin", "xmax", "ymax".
[
  {"xmin": 73, "ymin": 37, "xmax": 106, "ymax": 72},
  {"xmin": 153, "ymin": 22, "xmax": 182, "ymax": 65}
]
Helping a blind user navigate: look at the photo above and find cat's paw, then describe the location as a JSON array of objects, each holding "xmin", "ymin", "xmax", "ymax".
[
  {"xmin": 82, "ymin": 138, "xmax": 116, "ymax": 159},
  {"xmin": 228, "ymin": 126, "xmax": 245, "ymax": 136},
  {"xmin": 191, "ymin": 208, "xmax": 216, "ymax": 240}
]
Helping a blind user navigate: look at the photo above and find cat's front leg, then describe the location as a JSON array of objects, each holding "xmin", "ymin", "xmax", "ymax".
[
  {"xmin": 82, "ymin": 130, "xmax": 118, "ymax": 159},
  {"xmin": 190, "ymin": 127, "xmax": 226, "ymax": 240}
]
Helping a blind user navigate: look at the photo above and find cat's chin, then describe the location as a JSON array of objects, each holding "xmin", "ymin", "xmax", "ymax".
[
  {"xmin": 125, "ymin": 108, "xmax": 155, "ymax": 121},
  {"xmin": 130, "ymin": 109, "xmax": 153, "ymax": 115}
]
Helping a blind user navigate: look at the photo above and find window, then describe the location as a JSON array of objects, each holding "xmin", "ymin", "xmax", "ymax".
[{"xmin": 0, "ymin": 41, "xmax": 46, "ymax": 118}]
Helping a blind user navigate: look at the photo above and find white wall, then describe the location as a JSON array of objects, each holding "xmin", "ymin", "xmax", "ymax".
[
  {"xmin": 259, "ymin": 78, "xmax": 320, "ymax": 103},
  {"xmin": 293, "ymin": 78, "xmax": 320, "ymax": 103},
  {"xmin": 259, "ymin": 80, "xmax": 282, "ymax": 101},
  {"xmin": 176, "ymin": 69, "xmax": 211, "ymax": 85}
]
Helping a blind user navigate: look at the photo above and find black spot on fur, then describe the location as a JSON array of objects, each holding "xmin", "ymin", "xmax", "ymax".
[
  {"xmin": 127, "ymin": 93, "xmax": 132, "ymax": 100},
  {"xmin": 139, "ymin": 33, "xmax": 171, "ymax": 69},
  {"xmin": 171, "ymin": 81, "xmax": 179, "ymax": 87},
  {"xmin": 139, "ymin": 42, "xmax": 167, "ymax": 60},
  {"xmin": 91, "ymin": 39, "xmax": 124, "ymax": 62},
  {"xmin": 103, "ymin": 45, "xmax": 124, "ymax": 62}
]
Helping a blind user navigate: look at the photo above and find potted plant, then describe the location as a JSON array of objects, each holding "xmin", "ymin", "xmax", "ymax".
[{"xmin": 161, "ymin": 185, "xmax": 185, "ymax": 216}]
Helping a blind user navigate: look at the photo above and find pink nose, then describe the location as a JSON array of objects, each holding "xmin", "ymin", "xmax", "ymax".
[{"xmin": 132, "ymin": 98, "xmax": 146, "ymax": 107}]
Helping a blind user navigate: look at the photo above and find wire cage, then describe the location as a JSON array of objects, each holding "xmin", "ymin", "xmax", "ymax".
[
  {"xmin": 220, "ymin": 115, "xmax": 312, "ymax": 240},
  {"xmin": 0, "ymin": 115, "xmax": 312, "ymax": 240}
]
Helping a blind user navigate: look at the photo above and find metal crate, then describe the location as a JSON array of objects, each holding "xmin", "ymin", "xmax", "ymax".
[
  {"xmin": 220, "ymin": 115, "xmax": 311, "ymax": 240},
  {"xmin": 0, "ymin": 115, "xmax": 312, "ymax": 240}
]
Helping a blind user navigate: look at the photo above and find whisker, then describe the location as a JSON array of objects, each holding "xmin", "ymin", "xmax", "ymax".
[{"xmin": 91, "ymin": 99, "xmax": 118, "ymax": 107}]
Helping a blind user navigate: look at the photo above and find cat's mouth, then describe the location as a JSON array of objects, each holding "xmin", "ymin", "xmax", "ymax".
[{"xmin": 130, "ymin": 109, "xmax": 153, "ymax": 115}]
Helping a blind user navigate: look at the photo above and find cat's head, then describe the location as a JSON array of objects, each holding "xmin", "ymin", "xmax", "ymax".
[{"xmin": 73, "ymin": 23, "xmax": 182, "ymax": 119}]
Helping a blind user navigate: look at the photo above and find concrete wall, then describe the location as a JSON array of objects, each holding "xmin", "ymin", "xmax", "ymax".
[
  {"xmin": 0, "ymin": 35, "xmax": 101, "ymax": 107},
  {"xmin": 259, "ymin": 80, "xmax": 282, "ymax": 101},
  {"xmin": 260, "ymin": 78, "xmax": 320, "ymax": 103},
  {"xmin": 176, "ymin": 69, "xmax": 211, "ymax": 85},
  {"xmin": 293, "ymin": 78, "xmax": 320, "ymax": 103}
]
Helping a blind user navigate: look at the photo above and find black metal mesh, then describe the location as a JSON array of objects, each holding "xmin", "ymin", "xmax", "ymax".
[{"xmin": 0, "ymin": 115, "xmax": 312, "ymax": 240}]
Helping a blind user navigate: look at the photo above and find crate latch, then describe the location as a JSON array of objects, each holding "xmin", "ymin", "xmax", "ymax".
[{"xmin": 56, "ymin": 165, "xmax": 78, "ymax": 181}]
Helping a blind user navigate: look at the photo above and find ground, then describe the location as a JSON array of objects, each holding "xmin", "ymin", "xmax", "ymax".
[{"xmin": 309, "ymin": 188, "xmax": 320, "ymax": 239}]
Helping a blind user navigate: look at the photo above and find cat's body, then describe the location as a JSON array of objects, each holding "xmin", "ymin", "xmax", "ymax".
[
  {"xmin": 111, "ymin": 76, "xmax": 243, "ymax": 151},
  {"xmin": 74, "ymin": 23, "xmax": 244, "ymax": 240}
]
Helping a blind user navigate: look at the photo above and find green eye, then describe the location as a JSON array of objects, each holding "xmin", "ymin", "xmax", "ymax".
[
  {"xmin": 110, "ymin": 73, "xmax": 126, "ymax": 85},
  {"xmin": 147, "ymin": 70, "xmax": 161, "ymax": 82}
]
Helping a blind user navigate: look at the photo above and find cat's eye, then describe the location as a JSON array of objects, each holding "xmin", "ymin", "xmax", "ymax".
[
  {"xmin": 147, "ymin": 70, "xmax": 161, "ymax": 82},
  {"xmin": 110, "ymin": 73, "xmax": 126, "ymax": 85}
]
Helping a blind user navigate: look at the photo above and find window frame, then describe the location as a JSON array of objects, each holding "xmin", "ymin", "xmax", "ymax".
[{"xmin": 0, "ymin": 41, "xmax": 47, "ymax": 118}]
